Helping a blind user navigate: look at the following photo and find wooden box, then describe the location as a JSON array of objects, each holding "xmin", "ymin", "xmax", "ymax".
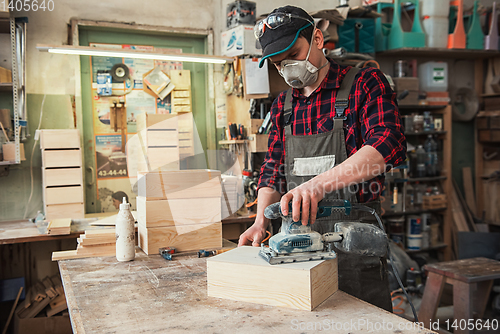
[
  {"xmin": 248, "ymin": 134, "xmax": 268, "ymax": 153},
  {"xmin": 45, "ymin": 203, "xmax": 84, "ymax": 220},
  {"xmin": 207, "ymin": 246, "xmax": 338, "ymax": 311},
  {"xmin": 248, "ymin": 119, "xmax": 264, "ymax": 134},
  {"xmin": 136, "ymin": 113, "xmax": 177, "ymax": 131},
  {"xmin": 39, "ymin": 129, "xmax": 80, "ymax": 149},
  {"xmin": 42, "ymin": 150, "xmax": 81, "ymax": 168},
  {"xmin": 478, "ymin": 129, "xmax": 500, "ymax": 143},
  {"xmin": 138, "ymin": 222, "xmax": 222, "ymax": 254},
  {"xmin": 44, "ymin": 186, "xmax": 84, "ymax": 205},
  {"xmin": 43, "ymin": 168, "xmax": 82, "ymax": 187},
  {"xmin": 142, "ymin": 129, "xmax": 178, "ymax": 147},
  {"xmin": 136, "ymin": 196, "xmax": 221, "ymax": 227},
  {"xmin": 2, "ymin": 142, "xmax": 26, "ymax": 161},
  {"xmin": 137, "ymin": 169, "xmax": 221, "ymax": 200},
  {"xmin": 423, "ymin": 194, "xmax": 447, "ymax": 210}
]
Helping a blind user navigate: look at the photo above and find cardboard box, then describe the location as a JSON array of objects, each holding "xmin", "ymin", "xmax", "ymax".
[
  {"xmin": 2, "ymin": 142, "xmax": 26, "ymax": 161},
  {"xmin": 221, "ymin": 25, "xmax": 261, "ymax": 57}
]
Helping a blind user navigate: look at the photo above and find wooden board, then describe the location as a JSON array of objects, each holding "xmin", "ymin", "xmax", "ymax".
[
  {"xmin": 137, "ymin": 169, "xmax": 221, "ymax": 200},
  {"xmin": 170, "ymin": 70, "xmax": 191, "ymax": 90},
  {"xmin": 42, "ymin": 149, "xmax": 81, "ymax": 168},
  {"xmin": 44, "ymin": 186, "xmax": 84, "ymax": 205},
  {"xmin": 138, "ymin": 222, "xmax": 222, "ymax": 255},
  {"xmin": 462, "ymin": 167, "xmax": 477, "ymax": 216},
  {"xmin": 136, "ymin": 112, "xmax": 177, "ymax": 131},
  {"xmin": 39, "ymin": 129, "xmax": 80, "ymax": 149},
  {"xmin": 144, "ymin": 129, "xmax": 178, "ymax": 147},
  {"xmin": 43, "ymin": 168, "xmax": 82, "ymax": 187},
  {"xmin": 47, "ymin": 218, "xmax": 71, "ymax": 235},
  {"xmin": 145, "ymin": 146, "xmax": 180, "ymax": 171},
  {"xmin": 207, "ymin": 246, "xmax": 338, "ymax": 311},
  {"xmin": 45, "ymin": 203, "xmax": 85, "ymax": 220},
  {"xmin": 136, "ymin": 196, "xmax": 221, "ymax": 227}
]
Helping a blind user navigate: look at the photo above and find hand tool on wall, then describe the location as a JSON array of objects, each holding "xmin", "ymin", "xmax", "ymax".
[
  {"xmin": 109, "ymin": 99, "xmax": 127, "ymax": 152},
  {"xmin": 260, "ymin": 200, "xmax": 388, "ymax": 265}
]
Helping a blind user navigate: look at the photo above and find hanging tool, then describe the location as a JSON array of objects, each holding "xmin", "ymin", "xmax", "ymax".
[
  {"xmin": 109, "ymin": 100, "xmax": 127, "ymax": 153},
  {"xmin": 260, "ymin": 200, "xmax": 388, "ymax": 265}
]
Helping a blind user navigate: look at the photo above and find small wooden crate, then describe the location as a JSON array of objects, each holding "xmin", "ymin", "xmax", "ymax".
[{"xmin": 423, "ymin": 194, "xmax": 447, "ymax": 210}]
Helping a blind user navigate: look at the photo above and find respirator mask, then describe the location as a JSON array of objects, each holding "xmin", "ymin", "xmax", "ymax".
[{"xmin": 278, "ymin": 27, "xmax": 329, "ymax": 89}]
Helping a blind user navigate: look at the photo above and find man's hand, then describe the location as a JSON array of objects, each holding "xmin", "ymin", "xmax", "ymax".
[
  {"xmin": 238, "ymin": 224, "xmax": 268, "ymax": 247},
  {"xmin": 280, "ymin": 178, "xmax": 325, "ymax": 226}
]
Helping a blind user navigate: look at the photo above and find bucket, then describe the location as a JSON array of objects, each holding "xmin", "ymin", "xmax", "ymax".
[
  {"xmin": 422, "ymin": 17, "xmax": 449, "ymax": 48},
  {"xmin": 421, "ymin": 0, "xmax": 450, "ymax": 17},
  {"xmin": 406, "ymin": 234, "xmax": 423, "ymax": 250},
  {"xmin": 406, "ymin": 215, "xmax": 422, "ymax": 235}
]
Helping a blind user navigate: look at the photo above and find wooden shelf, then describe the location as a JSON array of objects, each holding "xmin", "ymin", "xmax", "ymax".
[
  {"xmin": 407, "ymin": 176, "xmax": 447, "ymax": 182},
  {"xmin": 0, "ymin": 82, "xmax": 12, "ymax": 91},
  {"xmin": 405, "ymin": 130, "xmax": 447, "ymax": 136},
  {"xmin": 383, "ymin": 207, "xmax": 447, "ymax": 217},
  {"xmin": 405, "ymin": 242, "xmax": 448, "ymax": 254},
  {"xmin": 399, "ymin": 105, "xmax": 447, "ymax": 110},
  {"xmin": 219, "ymin": 140, "xmax": 247, "ymax": 145},
  {"xmin": 377, "ymin": 48, "xmax": 500, "ymax": 59}
]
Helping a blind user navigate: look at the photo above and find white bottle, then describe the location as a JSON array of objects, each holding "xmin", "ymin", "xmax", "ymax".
[{"xmin": 116, "ymin": 197, "xmax": 135, "ymax": 262}]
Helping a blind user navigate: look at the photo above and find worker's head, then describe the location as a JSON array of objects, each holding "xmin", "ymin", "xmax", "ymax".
[
  {"xmin": 255, "ymin": 5, "xmax": 327, "ymax": 89},
  {"xmin": 112, "ymin": 191, "xmax": 129, "ymax": 209}
]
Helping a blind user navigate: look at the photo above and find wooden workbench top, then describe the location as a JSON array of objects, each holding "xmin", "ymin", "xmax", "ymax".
[{"xmin": 59, "ymin": 251, "xmax": 434, "ymax": 334}]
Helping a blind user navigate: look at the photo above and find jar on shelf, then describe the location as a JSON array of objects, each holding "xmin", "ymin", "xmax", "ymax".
[
  {"xmin": 423, "ymin": 111, "xmax": 434, "ymax": 131},
  {"xmin": 413, "ymin": 114, "xmax": 424, "ymax": 132}
]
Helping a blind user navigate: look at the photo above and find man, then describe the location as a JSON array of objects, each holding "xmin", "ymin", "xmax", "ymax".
[{"xmin": 238, "ymin": 5, "xmax": 406, "ymax": 312}]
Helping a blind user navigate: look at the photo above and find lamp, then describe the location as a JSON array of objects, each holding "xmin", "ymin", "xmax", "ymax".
[{"xmin": 36, "ymin": 44, "xmax": 233, "ymax": 64}]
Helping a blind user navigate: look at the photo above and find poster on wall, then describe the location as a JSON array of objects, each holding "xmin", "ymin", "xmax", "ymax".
[
  {"xmin": 125, "ymin": 89, "xmax": 156, "ymax": 133},
  {"xmin": 98, "ymin": 178, "xmax": 136, "ymax": 213},
  {"xmin": 95, "ymin": 135, "xmax": 128, "ymax": 179}
]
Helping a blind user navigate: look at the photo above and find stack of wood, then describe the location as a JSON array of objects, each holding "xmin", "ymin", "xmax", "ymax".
[
  {"xmin": 136, "ymin": 169, "xmax": 222, "ymax": 255},
  {"xmin": 39, "ymin": 129, "xmax": 85, "ymax": 220},
  {"xmin": 52, "ymin": 228, "xmax": 117, "ymax": 261},
  {"xmin": 16, "ymin": 276, "xmax": 67, "ymax": 319},
  {"xmin": 47, "ymin": 218, "xmax": 71, "ymax": 235}
]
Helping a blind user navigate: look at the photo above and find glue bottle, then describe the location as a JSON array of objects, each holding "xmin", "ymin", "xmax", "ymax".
[{"xmin": 116, "ymin": 197, "xmax": 135, "ymax": 261}]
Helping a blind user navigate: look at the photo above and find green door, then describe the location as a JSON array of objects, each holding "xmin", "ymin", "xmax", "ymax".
[{"xmin": 79, "ymin": 26, "xmax": 209, "ymax": 213}]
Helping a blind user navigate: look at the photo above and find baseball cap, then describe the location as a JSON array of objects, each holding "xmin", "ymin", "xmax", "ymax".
[{"xmin": 256, "ymin": 5, "xmax": 314, "ymax": 68}]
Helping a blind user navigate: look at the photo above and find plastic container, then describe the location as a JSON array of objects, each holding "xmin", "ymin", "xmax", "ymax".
[
  {"xmin": 423, "ymin": 111, "xmax": 434, "ymax": 131},
  {"xmin": 419, "ymin": 61, "xmax": 448, "ymax": 92},
  {"xmin": 421, "ymin": 0, "xmax": 450, "ymax": 17},
  {"xmin": 422, "ymin": 17, "xmax": 449, "ymax": 48},
  {"xmin": 416, "ymin": 145, "xmax": 426, "ymax": 177},
  {"xmin": 424, "ymin": 135, "xmax": 439, "ymax": 176},
  {"xmin": 407, "ymin": 234, "xmax": 423, "ymax": 250},
  {"xmin": 407, "ymin": 215, "xmax": 422, "ymax": 235},
  {"xmin": 115, "ymin": 197, "xmax": 135, "ymax": 262}
]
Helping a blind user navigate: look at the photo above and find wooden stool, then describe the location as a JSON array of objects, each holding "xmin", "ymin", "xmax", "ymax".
[{"xmin": 419, "ymin": 257, "xmax": 500, "ymax": 333}]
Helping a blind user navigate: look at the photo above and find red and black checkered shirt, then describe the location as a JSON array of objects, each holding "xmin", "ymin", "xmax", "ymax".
[{"xmin": 257, "ymin": 59, "xmax": 407, "ymax": 203}]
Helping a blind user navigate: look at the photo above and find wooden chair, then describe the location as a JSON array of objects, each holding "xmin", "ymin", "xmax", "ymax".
[{"xmin": 419, "ymin": 257, "xmax": 500, "ymax": 334}]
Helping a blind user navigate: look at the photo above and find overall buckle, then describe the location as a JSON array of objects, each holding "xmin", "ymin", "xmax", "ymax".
[{"xmin": 335, "ymin": 101, "xmax": 348, "ymax": 120}]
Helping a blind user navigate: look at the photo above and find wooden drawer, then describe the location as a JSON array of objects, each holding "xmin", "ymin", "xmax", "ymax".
[
  {"xmin": 44, "ymin": 186, "xmax": 84, "ymax": 205},
  {"xmin": 146, "ymin": 130, "xmax": 178, "ymax": 147},
  {"xmin": 42, "ymin": 150, "xmax": 81, "ymax": 168},
  {"xmin": 43, "ymin": 168, "xmax": 82, "ymax": 187},
  {"xmin": 136, "ymin": 113, "xmax": 178, "ymax": 131},
  {"xmin": 147, "ymin": 147, "xmax": 180, "ymax": 171},
  {"xmin": 40, "ymin": 130, "xmax": 80, "ymax": 149},
  {"xmin": 45, "ymin": 203, "xmax": 85, "ymax": 220}
]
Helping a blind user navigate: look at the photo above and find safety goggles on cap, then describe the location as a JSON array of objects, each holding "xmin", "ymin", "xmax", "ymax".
[{"xmin": 253, "ymin": 13, "xmax": 314, "ymax": 39}]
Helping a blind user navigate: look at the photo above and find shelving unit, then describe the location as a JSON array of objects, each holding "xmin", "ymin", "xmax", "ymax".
[
  {"xmin": 382, "ymin": 105, "xmax": 453, "ymax": 260},
  {"xmin": 0, "ymin": 14, "xmax": 26, "ymax": 165}
]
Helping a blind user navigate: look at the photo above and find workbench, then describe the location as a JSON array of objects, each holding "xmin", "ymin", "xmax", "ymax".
[{"xmin": 58, "ymin": 251, "xmax": 435, "ymax": 333}]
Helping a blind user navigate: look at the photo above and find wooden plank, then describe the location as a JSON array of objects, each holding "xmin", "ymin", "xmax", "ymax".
[
  {"xmin": 47, "ymin": 219, "xmax": 71, "ymax": 233},
  {"xmin": 51, "ymin": 250, "xmax": 82, "ymax": 261},
  {"xmin": 138, "ymin": 222, "xmax": 222, "ymax": 255},
  {"xmin": 76, "ymin": 244, "xmax": 116, "ymax": 256},
  {"xmin": 425, "ymin": 257, "xmax": 500, "ymax": 283},
  {"xmin": 137, "ymin": 169, "xmax": 221, "ymax": 200},
  {"xmin": 44, "ymin": 186, "xmax": 84, "ymax": 205},
  {"xmin": 145, "ymin": 129, "xmax": 178, "ymax": 147},
  {"xmin": 451, "ymin": 189, "xmax": 469, "ymax": 232},
  {"xmin": 45, "ymin": 203, "xmax": 84, "ymax": 220},
  {"xmin": 78, "ymin": 235, "xmax": 115, "ymax": 246},
  {"xmin": 170, "ymin": 70, "xmax": 191, "ymax": 90},
  {"xmin": 2, "ymin": 287, "xmax": 22, "ymax": 334},
  {"xmin": 207, "ymin": 246, "xmax": 338, "ymax": 311},
  {"xmin": 452, "ymin": 279, "xmax": 473, "ymax": 334},
  {"xmin": 146, "ymin": 146, "xmax": 180, "ymax": 171},
  {"xmin": 418, "ymin": 272, "xmax": 445, "ymax": 330},
  {"xmin": 42, "ymin": 149, "xmax": 81, "ymax": 168},
  {"xmin": 462, "ymin": 167, "xmax": 477, "ymax": 216},
  {"xmin": 39, "ymin": 129, "xmax": 80, "ymax": 149},
  {"xmin": 136, "ymin": 112, "xmax": 177, "ymax": 131},
  {"xmin": 136, "ymin": 196, "xmax": 221, "ymax": 227},
  {"xmin": 43, "ymin": 168, "xmax": 82, "ymax": 187}
]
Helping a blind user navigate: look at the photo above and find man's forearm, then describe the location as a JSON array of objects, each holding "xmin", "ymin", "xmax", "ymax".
[
  {"xmin": 254, "ymin": 187, "xmax": 282, "ymax": 227},
  {"xmin": 315, "ymin": 145, "xmax": 386, "ymax": 193}
]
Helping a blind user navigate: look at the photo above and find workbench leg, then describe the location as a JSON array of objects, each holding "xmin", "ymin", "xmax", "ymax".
[
  {"xmin": 453, "ymin": 279, "xmax": 473, "ymax": 334},
  {"xmin": 419, "ymin": 272, "xmax": 445, "ymax": 330},
  {"xmin": 474, "ymin": 280, "xmax": 493, "ymax": 319}
]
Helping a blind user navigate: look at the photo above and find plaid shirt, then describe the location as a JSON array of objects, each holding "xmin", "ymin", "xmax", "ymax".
[{"xmin": 258, "ymin": 59, "xmax": 407, "ymax": 203}]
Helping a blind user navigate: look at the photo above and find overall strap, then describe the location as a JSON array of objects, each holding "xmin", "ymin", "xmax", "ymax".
[
  {"xmin": 334, "ymin": 67, "xmax": 360, "ymax": 131},
  {"xmin": 283, "ymin": 88, "xmax": 293, "ymax": 126}
]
